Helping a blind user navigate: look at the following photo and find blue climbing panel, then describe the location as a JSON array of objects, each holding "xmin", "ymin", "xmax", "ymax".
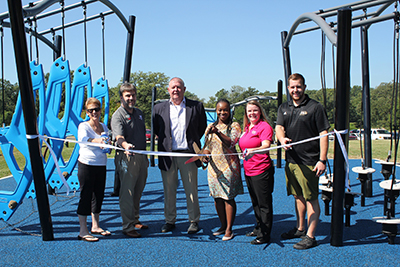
[
  {"xmin": 0, "ymin": 61, "xmax": 46, "ymax": 220},
  {"xmin": 47, "ymin": 63, "xmax": 92, "ymax": 191},
  {"xmin": 26, "ymin": 57, "xmax": 72, "ymax": 198},
  {"xmin": 93, "ymin": 77, "xmax": 109, "ymax": 125}
]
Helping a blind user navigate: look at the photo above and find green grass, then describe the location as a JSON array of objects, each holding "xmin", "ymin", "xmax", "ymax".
[
  {"xmin": 329, "ymin": 139, "xmax": 393, "ymax": 161},
  {"xmin": 0, "ymin": 140, "xmax": 396, "ymax": 178}
]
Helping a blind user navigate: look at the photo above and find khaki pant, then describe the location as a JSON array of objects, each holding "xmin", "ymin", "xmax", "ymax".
[
  {"xmin": 116, "ymin": 151, "xmax": 148, "ymax": 233},
  {"xmin": 161, "ymin": 156, "xmax": 200, "ymax": 224}
]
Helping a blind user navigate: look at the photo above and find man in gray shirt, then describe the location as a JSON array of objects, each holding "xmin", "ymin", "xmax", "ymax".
[{"xmin": 111, "ymin": 82, "xmax": 148, "ymax": 238}]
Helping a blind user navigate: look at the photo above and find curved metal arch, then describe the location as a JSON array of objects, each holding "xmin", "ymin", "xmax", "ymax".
[
  {"xmin": 283, "ymin": 12, "xmax": 337, "ymax": 48},
  {"xmin": 0, "ymin": 0, "xmax": 133, "ymax": 53},
  {"xmin": 292, "ymin": 1, "xmax": 397, "ymax": 38},
  {"xmin": 98, "ymin": 0, "xmax": 132, "ymax": 32},
  {"xmin": 0, "ymin": 0, "xmax": 58, "ymax": 21},
  {"xmin": 1, "ymin": 21, "xmax": 58, "ymax": 53},
  {"xmin": 365, "ymin": 1, "xmax": 395, "ymax": 30}
]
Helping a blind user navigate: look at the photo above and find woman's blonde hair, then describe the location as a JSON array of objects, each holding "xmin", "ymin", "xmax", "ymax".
[
  {"xmin": 85, "ymin": 97, "xmax": 101, "ymax": 109},
  {"xmin": 243, "ymin": 100, "xmax": 271, "ymax": 131}
]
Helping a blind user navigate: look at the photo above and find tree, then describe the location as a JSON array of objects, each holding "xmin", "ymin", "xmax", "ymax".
[
  {"xmin": 0, "ymin": 80, "xmax": 20, "ymax": 126},
  {"xmin": 203, "ymin": 85, "xmax": 275, "ymax": 127},
  {"xmin": 370, "ymin": 82, "xmax": 394, "ymax": 129},
  {"xmin": 184, "ymin": 91, "xmax": 204, "ymax": 103},
  {"xmin": 108, "ymin": 71, "xmax": 170, "ymax": 129}
]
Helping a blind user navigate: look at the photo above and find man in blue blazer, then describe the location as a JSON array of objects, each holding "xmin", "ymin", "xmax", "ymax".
[{"xmin": 153, "ymin": 77, "xmax": 207, "ymax": 234}]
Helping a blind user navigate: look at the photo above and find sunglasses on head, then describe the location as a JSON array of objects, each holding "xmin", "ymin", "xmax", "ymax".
[{"xmin": 87, "ymin": 107, "xmax": 101, "ymax": 113}]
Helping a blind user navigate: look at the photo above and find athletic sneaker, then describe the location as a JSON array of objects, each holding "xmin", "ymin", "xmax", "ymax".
[
  {"xmin": 281, "ymin": 227, "xmax": 306, "ymax": 239},
  {"xmin": 293, "ymin": 235, "xmax": 318, "ymax": 250}
]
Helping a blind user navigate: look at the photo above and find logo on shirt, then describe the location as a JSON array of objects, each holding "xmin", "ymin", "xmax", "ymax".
[
  {"xmin": 139, "ymin": 115, "xmax": 143, "ymax": 121},
  {"xmin": 125, "ymin": 114, "xmax": 131, "ymax": 121},
  {"xmin": 252, "ymin": 130, "xmax": 257, "ymax": 135},
  {"xmin": 283, "ymin": 111, "xmax": 287, "ymax": 115},
  {"xmin": 300, "ymin": 111, "xmax": 308, "ymax": 116}
]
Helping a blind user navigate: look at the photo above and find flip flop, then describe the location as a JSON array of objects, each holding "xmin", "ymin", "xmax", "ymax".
[
  {"xmin": 222, "ymin": 233, "xmax": 234, "ymax": 241},
  {"xmin": 78, "ymin": 235, "xmax": 99, "ymax": 242},
  {"xmin": 212, "ymin": 229, "xmax": 225, "ymax": 236},
  {"xmin": 91, "ymin": 230, "xmax": 111, "ymax": 236}
]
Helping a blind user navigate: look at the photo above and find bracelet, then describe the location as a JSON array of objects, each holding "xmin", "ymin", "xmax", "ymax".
[
  {"xmin": 87, "ymin": 138, "xmax": 93, "ymax": 142},
  {"xmin": 319, "ymin": 159, "xmax": 327, "ymax": 165}
]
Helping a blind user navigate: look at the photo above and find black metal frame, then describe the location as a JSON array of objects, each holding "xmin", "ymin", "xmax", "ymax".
[{"xmin": 280, "ymin": 0, "xmax": 399, "ymax": 247}]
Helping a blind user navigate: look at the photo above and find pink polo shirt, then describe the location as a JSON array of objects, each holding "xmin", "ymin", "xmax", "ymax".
[{"xmin": 239, "ymin": 120, "xmax": 273, "ymax": 176}]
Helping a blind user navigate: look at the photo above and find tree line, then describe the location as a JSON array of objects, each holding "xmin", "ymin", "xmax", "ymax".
[{"xmin": 0, "ymin": 71, "xmax": 398, "ymax": 131}]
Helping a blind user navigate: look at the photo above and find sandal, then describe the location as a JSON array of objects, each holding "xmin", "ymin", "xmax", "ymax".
[
  {"xmin": 91, "ymin": 230, "xmax": 111, "ymax": 236},
  {"xmin": 212, "ymin": 229, "xmax": 226, "ymax": 236},
  {"xmin": 78, "ymin": 235, "xmax": 99, "ymax": 242}
]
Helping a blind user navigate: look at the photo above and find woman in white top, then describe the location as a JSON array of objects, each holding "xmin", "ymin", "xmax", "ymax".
[{"xmin": 77, "ymin": 98, "xmax": 110, "ymax": 242}]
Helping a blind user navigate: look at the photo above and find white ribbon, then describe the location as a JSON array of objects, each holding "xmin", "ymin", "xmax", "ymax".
[
  {"xmin": 26, "ymin": 134, "xmax": 71, "ymax": 195},
  {"xmin": 28, "ymin": 129, "xmax": 349, "ymax": 159},
  {"xmin": 24, "ymin": 129, "xmax": 350, "ymax": 193},
  {"xmin": 334, "ymin": 129, "xmax": 350, "ymax": 191},
  {"xmin": 245, "ymin": 129, "xmax": 350, "ymax": 190},
  {"xmin": 246, "ymin": 129, "xmax": 347, "ymax": 154}
]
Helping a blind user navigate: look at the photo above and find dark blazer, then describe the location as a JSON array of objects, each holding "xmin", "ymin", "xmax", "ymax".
[{"xmin": 153, "ymin": 97, "xmax": 207, "ymax": 171}]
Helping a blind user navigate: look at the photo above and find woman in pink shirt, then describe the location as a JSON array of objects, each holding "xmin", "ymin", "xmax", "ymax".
[{"xmin": 239, "ymin": 100, "xmax": 275, "ymax": 245}]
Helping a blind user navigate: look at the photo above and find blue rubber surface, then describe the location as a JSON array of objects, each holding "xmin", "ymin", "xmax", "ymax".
[{"xmin": 0, "ymin": 158, "xmax": 399, "ymax": 266}]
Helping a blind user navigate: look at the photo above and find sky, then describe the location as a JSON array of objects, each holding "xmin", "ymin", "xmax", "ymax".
[{"xmin": 0, "ymin": 0, "xmax": 397, "ymax": 100}]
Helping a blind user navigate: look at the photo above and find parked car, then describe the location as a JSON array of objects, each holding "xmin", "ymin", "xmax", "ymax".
[
  {"xmin": 352, "ymin": 128, "xmax": 391, "ymax": 140},
  {"xmin": 349, "ymin": 133, "xmax": 358, "ymax": 140},
  {"xmin": 328, "ymin": 133, "xmax": 358, "ymax": 141},
  {"xmin": 371, "ymin": 129, "xmax": 391, "ymax": 140},
  {"xmin": 146, "ymin": 129, "xmax": 151, "ymax": 141}
]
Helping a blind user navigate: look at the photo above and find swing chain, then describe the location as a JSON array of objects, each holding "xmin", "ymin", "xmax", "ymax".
[
  {"xmin": 50, "ymin": 27, "xmax": 55, "ymax": 40},
  {"xmin": 27, "ymin": 17, "xmax": 33, "ymax": 62},
  {"xmin": 101, "ymin": 13, "xmax": 106, "ymax": 79},
  {"xmin": 33, "ymin": 16, "xmax": 39, "ymax": 65},
  {"xmin": 60, "ymin": 0, "xmax": 66, "ymax": 60},
  {"xmin": 82, "ymin": 1, "xmax": 88, "ymax": 67}
]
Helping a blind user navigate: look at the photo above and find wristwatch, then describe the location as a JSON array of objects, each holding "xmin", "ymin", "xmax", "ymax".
[{"xmin": 319, "ymin": 159, "xmax": 327, "ymax": 165}]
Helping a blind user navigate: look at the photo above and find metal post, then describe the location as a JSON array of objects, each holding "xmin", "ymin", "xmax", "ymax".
[
  {"xmin": 7, "ymin": 0, "xmax": 54, "ymax": 241},
  {"xmin": 361, "ymin": 25, "xmax": 373, "ymax": 197},
  {"xmin": 150, "ymin": 86, "xmax": 157, "ymax": 167},
  {"xmin": 281, "ymin": 31, "xmax": 292, "ymax": 101},
  {"xmin": 276, "ymin": 80, "xmax": 282, "ymax": 168},
  {"xmin": 122, "ymin": 15, "xmax": 135, "ymax": 83},
  {"xmin": 53, "ymin": 35, "xmax": 62, "ymax": 61},
  {"xmin": 331, "ymin": 7, "xmax": 352, "ymax": 247}
]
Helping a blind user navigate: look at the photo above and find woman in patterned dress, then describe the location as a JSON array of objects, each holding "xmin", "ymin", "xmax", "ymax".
[{"xmin": 202, "ymin": 99, "xmax": 243, "ymax": 241}]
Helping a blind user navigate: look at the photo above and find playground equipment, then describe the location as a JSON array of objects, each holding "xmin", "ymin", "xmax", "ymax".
[
  {"xmin": 281, "ymin": 0, "xmax": 400, "ymax": 246},
  {"xmin": 0, "ymin": 0, "xmax": 136, "ymax": 241}
]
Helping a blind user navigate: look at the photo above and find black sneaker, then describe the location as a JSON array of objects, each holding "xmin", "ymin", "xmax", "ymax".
[
  {"xmin": 293, "ymin": 235, "xmax": 318, "ymax": 250},
  {"xmin": 161, "ymin": 223, "xmax": 175, "ymax": 233},
  {"xmin": 187, "ymin": 222, "xmax": 200, "ymax": 234},
  {"xmin": 281, "ymin": 227, "xmax": 306, "ymax": 239},
  {"xmin": 246, "ymin": 231, "xmax": 257, "ymax": 237},
  {"xmin": 250, "ymin": 237, "xmax": 270, "ymax": 245}
]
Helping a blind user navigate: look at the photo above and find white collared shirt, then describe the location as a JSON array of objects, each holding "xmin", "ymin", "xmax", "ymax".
[{"xmin": 170, "ymin": 98, "xmax": 188, "ymax": 150}]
